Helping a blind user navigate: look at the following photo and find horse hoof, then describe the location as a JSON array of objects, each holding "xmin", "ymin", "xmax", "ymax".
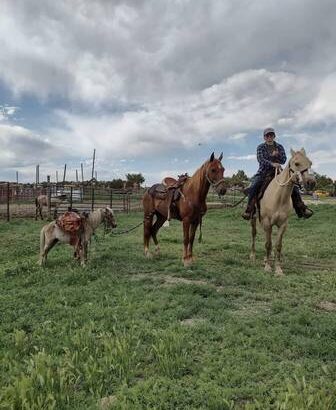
[
  {"xmin": 154, "ymin": 246, "xmax": 160, "ymax": 256},
  {"xmin": 183, "ymin": 258, "xmax": 192, "ymax": 267},
  {"xmin": 264, "ymin": 264, "xmax": 272, "ymax": 273},
  {"xmin": 275, "ymin": 267, "xmax": 284, "ymax": 276},
  {"xmin": 249, "ymin": 254, "xmax": 256, "ymax": 262},
  {"xmin": 145, "ymin": 251, "xmax": 153, "ymax": 259}
]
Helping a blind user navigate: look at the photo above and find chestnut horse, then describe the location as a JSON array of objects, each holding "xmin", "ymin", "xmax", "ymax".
[{"xmin": 143, "ymin": 153, "xmax": 226, "ymax": 266}]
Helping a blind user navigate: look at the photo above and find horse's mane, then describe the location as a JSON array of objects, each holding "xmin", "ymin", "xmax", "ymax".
[{"xmin": 184, "ymin": 160, "xmax": 209, "ymax": 191}]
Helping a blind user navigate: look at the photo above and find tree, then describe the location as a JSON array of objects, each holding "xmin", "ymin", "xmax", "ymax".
[
  {"xmin": 230, "ymin": 169, "xmax": 249, "ymax": 187},
  {"xmin": 109, "ymin": 179, "xmax": 124, "ymax": 189},
  {"xmin": 313, "ymin": 172, "xmax": 334, "ymax": 192},
  {"xmin": 125, "ymin": 173, "xmax": 145, "ymax": 187}
]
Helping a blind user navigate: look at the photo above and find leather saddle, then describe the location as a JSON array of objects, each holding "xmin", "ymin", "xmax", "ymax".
[
  {"xmin": 148, "ymin": 173, "xmax": 189, "ymax": 219},
  {"xmin": 56, "ymin": 211, "xmax": 84, "ymax": 246}
]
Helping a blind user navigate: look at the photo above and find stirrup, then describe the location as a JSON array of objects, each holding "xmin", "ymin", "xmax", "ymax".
[{"xmin": 302, "ymin": 207, "xmax": 314, "ymax": 219}]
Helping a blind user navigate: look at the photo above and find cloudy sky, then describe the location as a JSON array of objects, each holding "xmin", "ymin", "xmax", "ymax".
[{"xmin": 1, "ymin": 0, "xmax": 336, "ymax": 184}]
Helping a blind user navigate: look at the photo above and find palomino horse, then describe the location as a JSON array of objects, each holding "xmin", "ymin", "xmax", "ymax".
[
  {"xmin": 143, "ymin": 153, "xmax": 227, "ymax": 266},
  {"xmin": 250, "ymin": 148, "xmax": 316, "ymax": 275},
  {"xmin": 39, "ymin": 207, "xmax": 117, "ymax": 266},
  {"xmin": 35, "ymin": 194, "xmax": 68, "ymax": 220}
]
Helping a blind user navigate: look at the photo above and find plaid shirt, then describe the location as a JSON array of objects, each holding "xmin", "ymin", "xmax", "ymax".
[{"xmin": 256, "ymin": 142, "xmax": 287, "ymax": 175}]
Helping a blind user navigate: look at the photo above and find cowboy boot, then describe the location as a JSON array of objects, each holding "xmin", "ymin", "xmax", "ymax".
[
  {"xmin": 242, "ymin": 197, "xmax": 257, "ymax": 220},
  {"xmin": 291, "ymin": 190, "xmax": 313, "ymax": 219}
]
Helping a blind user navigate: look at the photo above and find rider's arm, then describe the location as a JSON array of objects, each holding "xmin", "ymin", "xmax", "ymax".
[
  {"xmin": 257, "ymin": 144, "xmax": 273, "ymax": 167},
  {"xmin": 277, "ymin": 144, "xmax": 287, "ymax": 165}
]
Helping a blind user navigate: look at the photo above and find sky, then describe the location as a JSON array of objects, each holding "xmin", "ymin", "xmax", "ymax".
[{"xmin": 1, "ymin": 0, "xmax": 336, "ymax": 184}]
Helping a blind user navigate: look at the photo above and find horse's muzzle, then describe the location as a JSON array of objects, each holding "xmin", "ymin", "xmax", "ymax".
[
  {"xmin": 216, "ymin": 185, "xmax": 227, "ymax": 196},
  {"xmin": 305, "ymin": 177, "xmax": 316, "ymax": 192}
]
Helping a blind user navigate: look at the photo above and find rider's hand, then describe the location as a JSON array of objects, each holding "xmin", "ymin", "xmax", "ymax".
[
  {"xmin": 272, "ymin": 162, "xmax": 281, "ymax": 169},
  {"xmin": 272, "ymin": 149, "xmax": 279, "ymax": 157}
]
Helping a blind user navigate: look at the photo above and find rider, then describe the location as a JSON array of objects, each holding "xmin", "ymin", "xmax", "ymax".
[{"xmin": 242, "ymin": 127, "xmax": 313, "ymax": 220}]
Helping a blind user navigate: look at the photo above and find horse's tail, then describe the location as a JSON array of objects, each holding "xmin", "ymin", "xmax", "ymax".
[
  {"xmin": 198, "ymin": 217, "xmax": 203, "ymax": 243},
  {"xmin": 40, "ymin": 226, "xmax": 46, "ymax": 256}
]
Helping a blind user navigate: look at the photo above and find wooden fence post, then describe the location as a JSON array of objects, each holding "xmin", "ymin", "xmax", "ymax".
[
  {"xmin": 110, "ymin": 189, "xmax": 113, "ymax": 209},
  {"xmin": 6, "ymin": 182, "xmax": 10, "ymax": 222},
  {"xmin": 70, "ymin": 186, "xmax": 73, "ymax": 210},
  {"xmin": 123, "ymin": 190, "xmax": 126, "ymax": 213},
  {"xmin": 91, "ymin": 185, "xmax": 95, "ymax": 211}
]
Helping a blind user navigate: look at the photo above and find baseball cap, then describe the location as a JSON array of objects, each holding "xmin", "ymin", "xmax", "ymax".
[{"xmin": 263, "ymin": 127, "xmax": 276, "ymax": 137}]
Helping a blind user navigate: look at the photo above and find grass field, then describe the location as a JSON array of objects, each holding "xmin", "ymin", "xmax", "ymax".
[{"xmin": 0, "ymin": 206, "xmax": 336, "ymax": 409}]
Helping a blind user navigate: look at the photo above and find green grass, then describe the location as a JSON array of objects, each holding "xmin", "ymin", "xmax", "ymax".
[{"xmin": 0, "ymin": 206, "xmax": 336, "ymax": 409}]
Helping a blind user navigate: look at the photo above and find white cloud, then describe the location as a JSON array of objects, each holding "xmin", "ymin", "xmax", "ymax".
[{"xmin": 228, "ymin": 154, "xmax": 256, "ymax": 161}]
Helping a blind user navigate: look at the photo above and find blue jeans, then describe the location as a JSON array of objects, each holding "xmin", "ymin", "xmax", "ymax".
[{"xmin": 248, "ymin": 174, "xmax": 264, "ymax": 202}]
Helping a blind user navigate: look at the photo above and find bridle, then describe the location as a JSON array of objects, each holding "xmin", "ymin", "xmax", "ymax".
[
  {"xmin": 275, "ymin": 160, "xmax": 309, "ymax": 188},
  {"xmin": 205, "ymin": 171, "xmax": 226, "ymax": 189}
]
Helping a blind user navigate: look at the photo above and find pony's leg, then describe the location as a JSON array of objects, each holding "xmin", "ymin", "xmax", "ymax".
[
  {"xmin": 144, "ymin": 212, "xmax": 154, "ymax": 258},
  {"xmin": 274, "ymin": 222, "xmax": 288, "ymax": 276},
  {"xmin": 40, "ymin": 239, "xmax": 58, "ymax": 266},
  {"xmin": 263, "ymin": 223, "xmax": 273, "ymax": 273},
  {"xmin": 80, "ymin": 245, "xmax": 87, "ymax": 267},
  {"xmin": 182, "ymin": 219, "xmax": 191, "ymax": 267},
  {"xmin": 39, "ymin": 205, "xmax": 44, "ymax": 220},
  {"xmin": 187, "ymin": 222, "xmax": 199, "ymax": 262},
  {"xmin": 151, "ymin": 214, "xmax": 166, "ymax": 255},
  {"xmin": 250, "ymin": 217, "xmax": 257, "ymax": 262}
]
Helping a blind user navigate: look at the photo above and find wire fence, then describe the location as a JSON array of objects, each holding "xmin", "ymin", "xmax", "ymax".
[{"xmin": 0, "ymin": 182, "xmax": 246, "ymax": 221}]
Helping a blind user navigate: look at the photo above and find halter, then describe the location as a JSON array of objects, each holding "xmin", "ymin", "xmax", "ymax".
[
  {"xmin": 274, "ymin": 161, "xmax": 309, "ymax": 188},
  {"xmin": 205, "ymin": 171, "xmax": 225, "ymax": 189}
]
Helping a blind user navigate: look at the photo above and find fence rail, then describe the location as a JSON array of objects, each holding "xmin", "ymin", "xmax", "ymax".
[{"xmin": 0, "ymin": 182, "xmax": 246, "ymax": 220}]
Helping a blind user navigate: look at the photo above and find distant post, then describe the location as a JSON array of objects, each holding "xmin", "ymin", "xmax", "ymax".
[
  {"xmin": 109, "ymin": 188, "xmax": 113, "ymax": 209},
  {"xmin": 70, "ymin": 186, "xmax": 73, "ymax": 210},
  {"xmin": 63, "ymin": 164, "xmax": 67, "ymax": 183},
  {"xmin": 91, "ymin": 149, "xmax": 96, "ymax": 180},
  {"xmin": 6, "ymin": 182, "xmax": 10, "ymax": 222},
  {"xmin": 91, "ymin": 185, "xmax": 95, "ymax": 211},
  {"xmin": 47, "ymin": 175, "xmax": 51, "ymax": 219}
]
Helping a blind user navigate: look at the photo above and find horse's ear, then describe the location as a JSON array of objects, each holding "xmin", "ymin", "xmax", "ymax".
[
  {"xmin": 300, "ymin": 147, "xmax": 306, "ymax": 156},
  {"xmin": 290, "ymin": 148, "xmax": 296, "ymax": 157},
  {"xmin": 209, "ymin": 152, "xmax": 215, "ymax": 162},
  {"xmin": 218, "ymin": 152, "xmax": 223, "ymax": 161}
]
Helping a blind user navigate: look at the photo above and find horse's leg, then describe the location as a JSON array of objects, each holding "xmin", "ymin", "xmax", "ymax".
[
  {"xmin": 187, "ymin": 221, "xmax": 199, "ymax": 262},
  {"xmin": 274, "ymin": 222, "xmax": 288, "ymax": 276},
  {"xmin": 144, "ymin": 212, "xmax": 154, "ymax": 258},
  {"xmin": 263, "ymin": 222, "xmax": 273, "ymax": 272},
  {"xmin": 39, "ymin": 205, "xmax": 44, "ymax": 220},
  {"xmin": 151, "ymin": 213, "xmax": 166, "ymax": 255},
  {"xmin": 182, "ymin": 219, "xmax": 191, "ymax": 267},
  {"xmin": 250, "ymin": 216, "xmax": 257, "ymax": 262}
]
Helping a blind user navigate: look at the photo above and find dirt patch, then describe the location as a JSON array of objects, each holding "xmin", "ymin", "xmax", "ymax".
[
  {"xmin": 316, "ymin": 301, "xmax": 336, "ymax": 312},
  {"xmin": 163, "ymin": 276, "xmax": 209, "ymax": 287},
  {"xmin": 230, "ymin": 301, "xmax": 271, "ymax": 318},
  {"xmin": 180, "ymin": 318, "xmax": 207, "ymax": 327},
  {"xmin": 100, "ymin": 395, "xmax": 117, "ymax": 409}
]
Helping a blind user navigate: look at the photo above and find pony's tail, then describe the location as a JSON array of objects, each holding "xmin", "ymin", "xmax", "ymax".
[{"xmin": 40, "ymin": 226, "xmax": 46, "ymax": 257}]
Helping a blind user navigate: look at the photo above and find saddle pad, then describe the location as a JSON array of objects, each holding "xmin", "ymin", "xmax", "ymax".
[{"xmin": 148, "ymin": 184, "xmax": 168, "ymax": 198}]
